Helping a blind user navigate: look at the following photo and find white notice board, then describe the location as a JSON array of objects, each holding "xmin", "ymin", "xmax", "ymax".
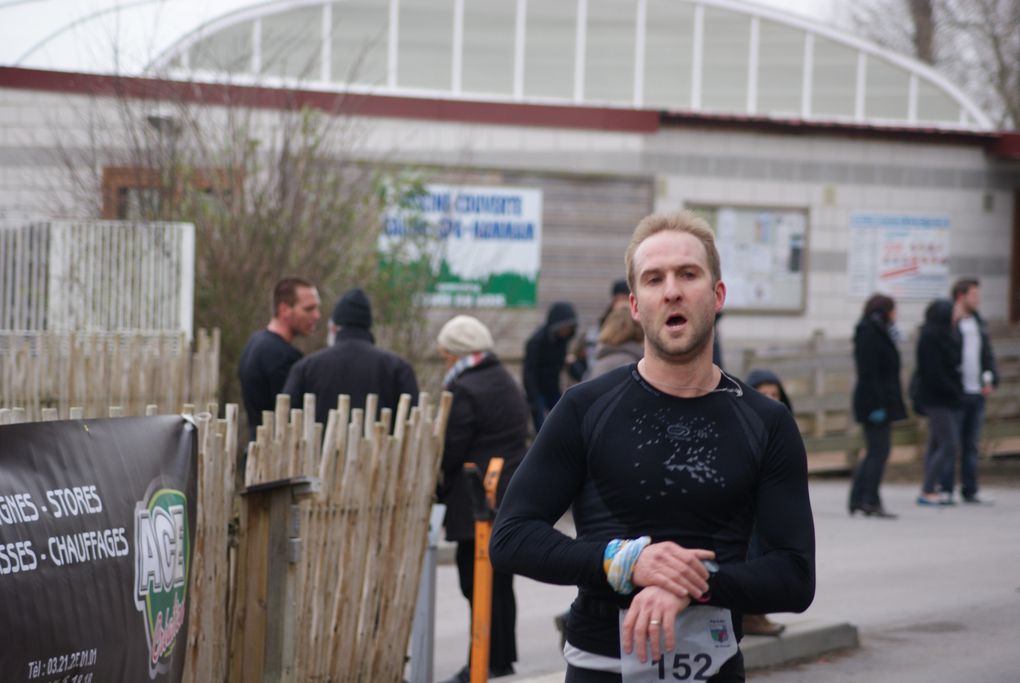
[
  {"xmin": 848, "ymin": 212, "xmax": 950, "ymax": 300},
  {"xmin": 692, "ymin": 205, "xmax": 807, "ymax": 312}
]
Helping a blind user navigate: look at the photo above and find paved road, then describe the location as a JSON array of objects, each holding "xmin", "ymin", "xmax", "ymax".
[
  {"xmin": 749, "ymin": 479, "xmax": 1020, "ymax": 682},
  {"xmin": 430, "ymin": 477, "xmax": 1020, "ymax": 682}
]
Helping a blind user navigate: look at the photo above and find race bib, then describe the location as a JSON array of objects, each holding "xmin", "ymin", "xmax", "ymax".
[{"xmin": 619, "ymin": 606, "xmax": 738, "ymax": 682}]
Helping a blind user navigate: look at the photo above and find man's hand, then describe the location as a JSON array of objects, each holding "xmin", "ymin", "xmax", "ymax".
[
  {"xmin": 632, "ymin": 541, "xmax": 715, "ymax": 599},
  {"xmin": 622, "ymin": 586, "xmax": 691, "ymax": 664}
]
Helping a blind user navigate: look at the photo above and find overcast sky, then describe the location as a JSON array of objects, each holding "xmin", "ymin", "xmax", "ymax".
[{"xmin": 0, "ymin": 0, "xmax": 840, "ymax": 74}]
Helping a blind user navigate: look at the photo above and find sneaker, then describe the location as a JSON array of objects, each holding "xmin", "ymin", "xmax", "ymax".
[
  {"xmin": 939, "ymin": 493, "xmax": 956, "ymax": 506},
  {"xmin": 916, "ymin": 494, "xmax": 942, "ymax": 506},
  {"xmin": 743, "ymin": 613, "xmax": 786, "ymax": 637},
  {"xmin": 963, "ymin": 494, "xmax": 995, "ymax": 505}
]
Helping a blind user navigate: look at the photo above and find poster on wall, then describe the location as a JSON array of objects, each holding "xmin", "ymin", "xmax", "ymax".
[
  {"xmin": 848, "ymin": 213, "xmax": 950, "ymax": 299},
  {"xmin": 0, "ymin": 416, "xmax": 197, "ymax": 683},
  {"xmin": 692, "ymin": 205, "xmax": 807, "ymax": 312},
  {"xmin": 380, "ymin": 184, "xmax": 543, "ymax": 308}
]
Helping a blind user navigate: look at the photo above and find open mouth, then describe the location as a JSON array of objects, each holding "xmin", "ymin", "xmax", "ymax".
[{"xmin": 666, "ymin": 314, "xmax": 687, "ymax": 328}]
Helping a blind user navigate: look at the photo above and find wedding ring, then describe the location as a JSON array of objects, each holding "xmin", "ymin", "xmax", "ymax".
[{"xmin": 649, "ymin": 619, "xmax": 661, "ymax": 626}]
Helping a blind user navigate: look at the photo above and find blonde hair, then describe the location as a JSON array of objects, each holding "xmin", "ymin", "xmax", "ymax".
[
  {"xmin": 598, "ymin": 306, "xmax": 643, "ymax": 346},
  {"xmin": 624, "ymin": 210, "xmax": 720, "ymax": 290}
]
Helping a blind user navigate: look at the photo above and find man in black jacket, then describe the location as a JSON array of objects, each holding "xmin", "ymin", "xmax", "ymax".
[
  {"xmin": 282, "ymin": 288, "xmax": 418, "ymax": 424},
  {"xmin": 942, "ymin": 278, "xmax": 999, "ymax": 504},
  {"xmin": 239, "ymin": 277, "xmax": 321, "ymax": 443},
  {"xmin": 436, "ymin": 315, "xmax": 530, "ymax": 683}
]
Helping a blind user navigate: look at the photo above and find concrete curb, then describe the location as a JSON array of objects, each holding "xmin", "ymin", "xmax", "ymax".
[
  {"xmin": 742, "ymin": 620, "xmax": 860, "ymax": 669},
  {"xmin": 507, "ymin": 620, "xmax": 860, "ymax": 682}
]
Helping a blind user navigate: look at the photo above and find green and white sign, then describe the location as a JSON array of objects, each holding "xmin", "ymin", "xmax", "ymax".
[{"xmin": 381, "ymin": 184, "xmax": 543, "ymax": 308}]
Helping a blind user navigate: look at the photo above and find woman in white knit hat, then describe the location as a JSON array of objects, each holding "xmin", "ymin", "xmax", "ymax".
[{"xmin": 436, "ymin": 315, "xmax": 530, "ymax": 683}]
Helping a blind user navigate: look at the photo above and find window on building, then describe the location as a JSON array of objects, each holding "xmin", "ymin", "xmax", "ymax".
[{"xmin": 101, "ymin": 167, "xmax": 233, "ymax": 220}]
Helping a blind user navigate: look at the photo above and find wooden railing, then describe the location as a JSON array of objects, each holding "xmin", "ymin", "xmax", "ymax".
[
  {"xmin": 0, "ymin": 329, "xmax": 219, "ymax": 420},
  {"xmin": 739, "ymin": 324, "xmax": 1020, "ymax": 471}
]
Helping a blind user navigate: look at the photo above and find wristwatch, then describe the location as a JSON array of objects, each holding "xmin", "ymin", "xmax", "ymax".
[{"xmin": 696, "ymin": 560, "xmax": 719, "ymax": 603}]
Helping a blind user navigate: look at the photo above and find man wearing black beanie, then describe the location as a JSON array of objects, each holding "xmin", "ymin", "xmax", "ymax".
[{"xmin": 283, "ymin": 288, "xmax": 418, "ymax": 423}]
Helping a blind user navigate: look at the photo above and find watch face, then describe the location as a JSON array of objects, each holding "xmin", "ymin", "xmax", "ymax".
[{"xmin": 703, "ymin": 559, "xmax": 720, "ymax": 575}]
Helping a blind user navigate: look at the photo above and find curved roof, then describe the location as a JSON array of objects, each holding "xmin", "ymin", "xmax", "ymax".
[{"xmin": 152, "ymin": 0, "xmax": 992, "ymax": 130}]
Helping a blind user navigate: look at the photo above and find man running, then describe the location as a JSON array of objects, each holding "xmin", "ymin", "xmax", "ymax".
[{"xmin": 491, "ymin": 210, "xmax": 815, "ymax": 682}]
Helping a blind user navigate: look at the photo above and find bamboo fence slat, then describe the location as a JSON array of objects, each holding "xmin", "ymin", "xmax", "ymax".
[
  {"xmin": 4, "ymin": 378, "xmax": 452, "ymax": 683},
  {"xmin": 0, "ymin": 330, "xmax": 218, "ymax": 421}
]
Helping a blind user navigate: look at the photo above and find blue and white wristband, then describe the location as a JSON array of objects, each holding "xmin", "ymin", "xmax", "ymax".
[{"xmin": 604, "ymin": 536, "xmax": 651, "ymax": 595}]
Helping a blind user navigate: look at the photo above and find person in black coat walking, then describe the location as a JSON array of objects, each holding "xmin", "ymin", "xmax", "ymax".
[
  {"xmin": 436, "ymin": 315, "xmax": 530, "ymax": 683},
  {"xmin": 915, "ymin": 298, "xmax": 963, "ymax": 506},
  {"xmin": 282, "ymin": 288, "xmax": 418, "ymax": 424},
  {"xmin": 522, "ymin": 301, "xmax": 578, "ymax": 431},
  {"xmin": 848, "ymin": 294, "xmax": 908, "ymax": 518}
]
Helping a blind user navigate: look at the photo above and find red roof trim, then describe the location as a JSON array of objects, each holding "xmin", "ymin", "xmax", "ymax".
[
  {"xmin": 0, "ymin": 66, "xmax": 1012, "ymax": 151},
  {"xmin": 0, "ymin": 66, "xmax": 659, "ymax": 134},
  {"xmin": 659, "ymin": 109, "xmax": 1003, "ymax": 147},
  {"xmin": 993, "ymin": 133, "xmax": 1020, "ymax": 160}
]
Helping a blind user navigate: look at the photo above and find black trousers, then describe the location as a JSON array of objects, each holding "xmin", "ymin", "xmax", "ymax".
[
  {"xmin": 565, "ymin": 651, "xmax": 745, "ymax": 682},
  {"xmin": 849, "ymin": 421, "xmax": 892, "ymax": 508},
  {"xmin": 455, "ymin": 539, "xmax": 517, "ymax": 670}
]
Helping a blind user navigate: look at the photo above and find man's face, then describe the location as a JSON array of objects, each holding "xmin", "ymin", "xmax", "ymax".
[
  {"xmin": 961, "ymin": 285, "xmax": 981, "ymax": 314},
  {"xmin": 281, "ymin": 286, "xmax": 321, "ymax": 337},
  {"xmin": 629, "ymin": 231, "xmax": 725, "ymax": 364}
]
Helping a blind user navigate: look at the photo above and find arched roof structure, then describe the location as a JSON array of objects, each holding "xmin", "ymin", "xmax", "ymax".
[{"xmin": 153, "ymin": 0, "xmax": 993, "ymax": 130}]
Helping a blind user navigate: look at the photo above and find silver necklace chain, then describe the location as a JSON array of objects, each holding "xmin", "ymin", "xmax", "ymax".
[{"xmin": 636, "ymin": 365, "xmax": 744, "ymax": 398}]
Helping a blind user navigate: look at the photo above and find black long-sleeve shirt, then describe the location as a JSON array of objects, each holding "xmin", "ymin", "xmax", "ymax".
[{"xmin": 490, "ymin": 364, "xmax": 815, "ymax": 657}]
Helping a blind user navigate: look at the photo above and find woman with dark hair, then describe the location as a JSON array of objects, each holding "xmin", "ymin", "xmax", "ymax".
[
  {"xmin": 915, "ymin": 299, "xmax": 963, "ymax": 506},
  {"xmin": 849, "ymin": 293, "xmax": 908, "ymax": 518}
]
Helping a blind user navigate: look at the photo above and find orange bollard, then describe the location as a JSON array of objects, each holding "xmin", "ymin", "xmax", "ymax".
[{"xmin": 464, "ymin": 457, "xmax": 504, "ymax": 683}]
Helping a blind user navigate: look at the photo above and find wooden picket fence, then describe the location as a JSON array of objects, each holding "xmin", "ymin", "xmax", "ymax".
[
  {"xmin": 0, "ymin": 329, "xmax": 219, "ymax": 420},
  {"xmin": 229, "ymin": 390, "xmax": 452, "ymax": 682},
  {"xmin": 185, "ymin": 402, "xmax": 239, "ymax": 683},
  {"xmin": 2, "ymin": 386, "xmax": 451, "ymax": 683}
]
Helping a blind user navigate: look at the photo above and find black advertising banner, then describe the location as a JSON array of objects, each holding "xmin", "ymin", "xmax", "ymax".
[{"xmin": 0, "ymin": 415, "xmax": 197, "ymax": 683}]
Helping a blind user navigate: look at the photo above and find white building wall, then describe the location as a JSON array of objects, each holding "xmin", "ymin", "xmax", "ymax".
[
  {"xmin": 648, "ymin": 129, "xmax": 1013, "ymax": 345},
  {"xmin": 0, "ymin": 81, "xmax": 1015, "ymax": 350}
]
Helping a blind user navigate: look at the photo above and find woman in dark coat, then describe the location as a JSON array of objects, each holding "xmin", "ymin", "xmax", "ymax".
[
  {"xmin": 849, "ymin": 294, "xmax": 908, "ymax": 518},
  {"xmin": 436, "ymin": 315, "xmax": 530, "ymax": 682},
  {"xmin": 915, "ymin": 299, "xmax": 963, "ymax": 506}
]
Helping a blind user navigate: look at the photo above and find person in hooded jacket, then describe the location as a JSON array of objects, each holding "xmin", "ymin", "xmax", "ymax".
[
  {"xmin": 915, "ymin": 298, "xmax": 963, "ymax": 506},
  {"xmin": 848, "ymin": 294, "xmax": 908, "ymax": 518},
  {"xmin": 523, "ymin": 301, "xmax": 578, "ymax": 431},
  {"xmin": 587, "ymin": 306, "xmax": 644, "ymax": 379},
  {"xmin": 743, "ymin": 368, "xmax": 793, "ymax": 637},
  {"xmin": 746, "ymin": 368, "xmax": 792, "ymax": 411},
  {"xmin": 436, "ymin": 315, "xmax": 530, "ymax": 683}
]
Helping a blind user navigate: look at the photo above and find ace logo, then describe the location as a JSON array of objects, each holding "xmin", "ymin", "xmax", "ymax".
[{"xmin": 133, "ymin": 485, "xmax": 190, "ymax": 679}]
